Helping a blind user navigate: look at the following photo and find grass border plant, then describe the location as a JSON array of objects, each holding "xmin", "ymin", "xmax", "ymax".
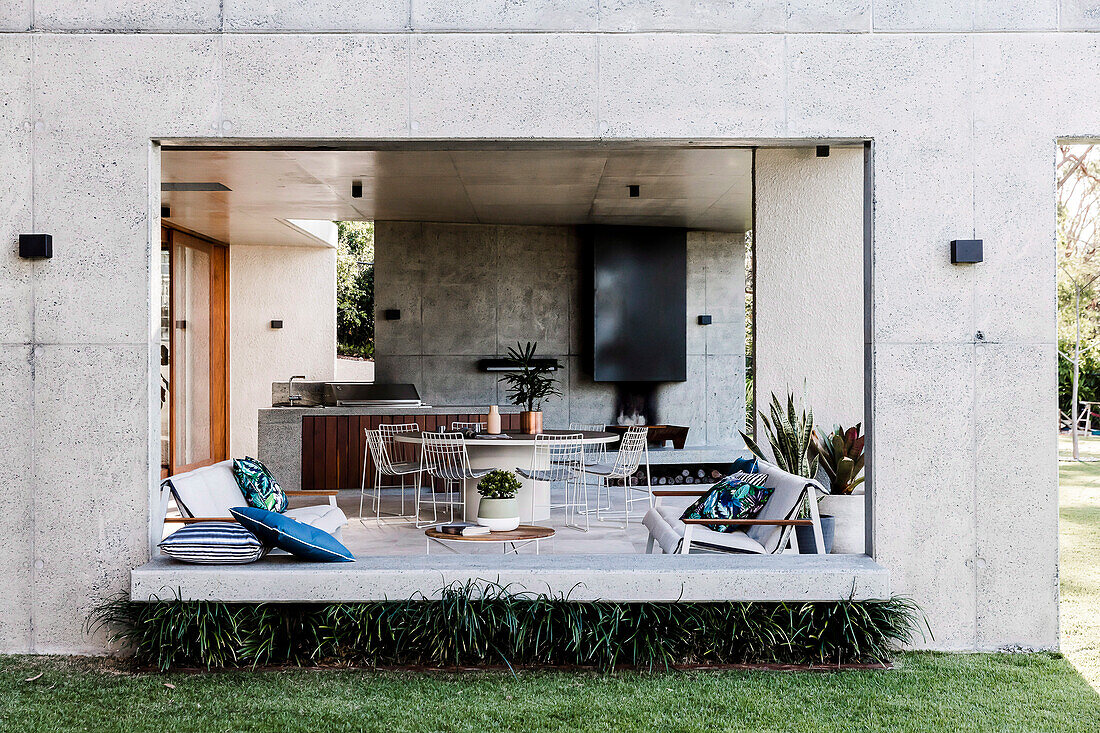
[{"xmin": 90, "ymin": 582, "xmax": 925, "ymax": 672}]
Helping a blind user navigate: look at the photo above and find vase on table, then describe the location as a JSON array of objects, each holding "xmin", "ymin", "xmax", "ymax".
[{"xmin": 487, "ymin": 405, "xmax": 501, "ymax": 434}]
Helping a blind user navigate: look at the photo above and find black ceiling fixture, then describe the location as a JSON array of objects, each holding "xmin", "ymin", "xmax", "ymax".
[
  {"xmin": 628, "ymin": 184, "xmax": 640, "ymax": 198},
  {"xmin": 816, "ymin": 145, "xmax": 830, "ymax": 158},
  {"xmin": 160, "ymin": 182, "xmax": 231, "ymax": 191},
  {"xmin": 351, "ymin": 180, "xmax": 363, "ymax": 198}
]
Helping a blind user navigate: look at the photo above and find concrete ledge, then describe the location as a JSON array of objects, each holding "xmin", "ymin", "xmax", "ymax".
[{"xmin": 132, "ymin": 554, "xmax": 889, "ymax": 603}]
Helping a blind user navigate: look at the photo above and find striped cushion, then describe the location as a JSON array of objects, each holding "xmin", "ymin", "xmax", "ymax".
[
  {"xmin": 731, "ymin": 471, "xmax": 769, "ymax": 487},
  {"xmin": 158, "ymin": 522, "xmax": 265, "ymax": 564}
]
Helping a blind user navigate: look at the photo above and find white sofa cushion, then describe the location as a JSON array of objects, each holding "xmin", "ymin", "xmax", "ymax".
[
  {"xmin": 167, "ymin": 460, "xmax": 245, "ymax": 518},
  {"xmin": 286, "ymin": 505, "xmax": 348, "ymax": 536}
]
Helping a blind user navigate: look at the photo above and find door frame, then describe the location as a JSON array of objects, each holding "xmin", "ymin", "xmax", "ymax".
[{"xmin": 162, "ymin": 224, "xmax": 230, "ymax": 476}]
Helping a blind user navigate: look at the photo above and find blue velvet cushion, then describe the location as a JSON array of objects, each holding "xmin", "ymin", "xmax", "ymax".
[
  {"xmin": 731, "ymin": 456, "xmax": 759, "ymax": 474},
  {"xmin": 230, "ymin": 507, "xmax": 354, "ymax": 562}
]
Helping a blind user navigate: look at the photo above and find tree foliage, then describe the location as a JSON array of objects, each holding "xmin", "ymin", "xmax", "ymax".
[{"xmin": 336, "ymin": 221, "xmax": 375, "ymax": 359}]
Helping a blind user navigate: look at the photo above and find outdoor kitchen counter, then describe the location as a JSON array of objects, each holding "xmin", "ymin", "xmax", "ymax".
[{"xmin": 258, "ymin": 404, "xmax": 523, "ymax": 491}]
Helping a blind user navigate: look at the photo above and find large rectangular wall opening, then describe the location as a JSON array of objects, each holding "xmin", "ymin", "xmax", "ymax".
[{"xmin": 153, "ymin": 141, "xmax": 870, "ymax": 570}]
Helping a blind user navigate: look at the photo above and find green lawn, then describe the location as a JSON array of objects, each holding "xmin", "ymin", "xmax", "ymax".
[
  {"xmin": 0, "ymin": 447, "xmax": 1097, "ymax": 731},
  {"xmin": 0, "ymin": 653, "xmax": 1097, "ymax": 732}
]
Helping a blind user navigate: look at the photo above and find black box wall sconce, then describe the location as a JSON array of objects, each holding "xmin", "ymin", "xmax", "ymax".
[
  {"xmin": 161, "ymin": 205, "xmax": 171, "ymax": 218},
  {"xmin": 697, "ymin": 315, "xmax": 713, "ymax": 325},
  {"xmin": 18, "ymin": 234, "xmax": 52, "ymax": 259},
  {"xmin": 383, "ymin": 309, "xmax": 401, "ymax": 320},
  {"xmin": 270, "ymin": 320, "xmax": 283, "ymax": 329},
  {"xmin": 816, "ymin": 145, "xmax": 830, "ymax": 158},
  {"xmin": 351, "ymin": 180, "xmax": 363, "ymax": 198},
  {"xmin": 950, "ymin": 239, "xmax": 983, "ymax": 264},
  {"xmin": 628, "ymin": 184, "xmax": 640, "ymax": 198}
]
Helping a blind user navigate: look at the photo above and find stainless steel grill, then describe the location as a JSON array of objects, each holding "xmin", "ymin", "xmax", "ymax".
[{"xmin": 323, "ymin": 383, "xmax": 424, "ymax": 407}]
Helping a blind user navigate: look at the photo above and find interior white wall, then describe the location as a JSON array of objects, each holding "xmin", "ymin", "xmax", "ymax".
[
  {"xmin": 754, "ymin": 147, "xmax": 865, "ymax": 432},
  {"xmin": 228, "ymin": 244, "xmax": 336, "ymax": 456}
]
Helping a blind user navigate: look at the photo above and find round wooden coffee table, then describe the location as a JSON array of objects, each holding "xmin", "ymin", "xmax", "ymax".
[{"xmin": 424, "ymin": 524, "xmax": 555, "ymax": 555}]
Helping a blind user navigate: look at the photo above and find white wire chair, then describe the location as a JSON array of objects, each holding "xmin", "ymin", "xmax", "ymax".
[
  {"xmin": 359, "ymin": 426, "xmax": 423, "ymax": 524},
  {"xmin": 451, "ymin": 421, "xmax": 487, "ymax": 433},
  {"xmin": 588, "ymin": 425, "xmax": 652, "ymax": 527},
  {"xmin": 569, "ymin": 422, "xmax": 609, "ymax": 466},
  {"xmin": 419, "ymin": 432, "xmax": 490, "ymax": 525},
  {"xmin": 517, "ymin": 433, "xmax": 588, "ymax": 531}
]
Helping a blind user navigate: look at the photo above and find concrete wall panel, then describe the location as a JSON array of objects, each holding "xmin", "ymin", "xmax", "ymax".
[
  {"xmin": 33, "ymin": 0, "xmax": 221, "ymax": 31},
  {"xmin": 0, "ymin": 36, "xmax": 33, "ymax": 345},
  {"xmin": 975, "ymin": 1, "xmax": 1058, "ymax": 30},
  {"xmin": 598, "ymin": 1, "xmax": 785, "ymax": 32},
  {"xmin": 413, "ymin": 1, "xmax": 598, "ymax": 31},
  {"xmin": 598, "ymin": 34, "xmax": 784, "ymax": 138},
  {"xmin": 410, "ymin": 34, "xmax": 597, "ymax": 137},
  {"xmin": 0, "ymin": 346, "xmax": 34, "ymax": 650},
  {"xmin": 1060, "ymin": 1, "xmax": 1100, "ymax": 29},
  {"xmin": 0, "ymin": 0, "xmax": 30, "ymax": 30},
  {"xmin": 974, "ymin": 343, "xmax": 1059, "ymax": 649},
  {"xmin": 32, "ymin": 345, "xmax": 150, "ymax": 652},
  {"xmin": 224, "ymin": 1, "xmax": 410, "ymax": 31},
  {"xmin": 873, "ymin": 343, "xmax": 978, "ymax": 648},
  {"xmin": 872, "ymin": 1, "xmax": 973, "ymax": 31},
  {"xmin": 786, "ymin": 1, "xmax": 870, "ymax": 32},
  {"xmin": 223, "ymin": 35, "xmax": 409, "ymax": 138}
]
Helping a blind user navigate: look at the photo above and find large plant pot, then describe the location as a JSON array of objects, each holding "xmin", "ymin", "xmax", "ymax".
[
  {"xmin": 520, "ymin": 411, "xmax": 543, "ymax": 434},
  {"xmin": 817, "ymin": 493, "xmax": 866, "ymax": 554},
  {"xmin": 476, "ymin": 497, "xmax": 520, "ymax": 531},
  {"xmin": 795, "ymin": 515, "xmax": 835, "ymax": 554}
]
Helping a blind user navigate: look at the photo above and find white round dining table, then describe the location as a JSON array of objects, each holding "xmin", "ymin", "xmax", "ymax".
[{"xmin": 392, "ymin": 430, "xmax": 618, "ymax": 522}]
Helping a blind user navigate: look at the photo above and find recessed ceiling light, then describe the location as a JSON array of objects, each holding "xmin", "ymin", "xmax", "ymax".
[{"xmin": 161, "ymin": 182, "xmax": 231, "ymax": 191}]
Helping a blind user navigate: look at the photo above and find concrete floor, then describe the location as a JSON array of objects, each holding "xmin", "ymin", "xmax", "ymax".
[{"xmin": 336, "ymin": 487, "xmax": 651, "ymax": 556}]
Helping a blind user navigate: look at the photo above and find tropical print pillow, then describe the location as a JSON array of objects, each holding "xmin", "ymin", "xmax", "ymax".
[
  {"xmin": 680, "ymin": 476, "xmax": 774, "ymax": 534},
  {"xmin": 232, "ymin": 457, "xmax": 288, "ymax": 513}
]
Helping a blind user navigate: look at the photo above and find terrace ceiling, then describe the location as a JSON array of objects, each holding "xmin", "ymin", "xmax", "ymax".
[{"xmin": 161, "ymin": 146, "xmax": 754, "ymax": 247}]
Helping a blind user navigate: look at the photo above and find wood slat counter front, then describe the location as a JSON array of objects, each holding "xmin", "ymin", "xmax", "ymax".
[{"xmin": 300, "ymin": 410, "xmax": 526, "ymax": 491}]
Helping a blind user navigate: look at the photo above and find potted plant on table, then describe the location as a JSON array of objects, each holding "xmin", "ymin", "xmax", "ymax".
[
  {"xmin": 475, "ymin": 470, "xmax": 522, "ymax": 531},
  {"xmin": 810, "ymin": 423, "xmax": 866, "ymax": 554},
  {"xmin": 499, "ymin": 341, "xmax": 562, "ymax": 434}
]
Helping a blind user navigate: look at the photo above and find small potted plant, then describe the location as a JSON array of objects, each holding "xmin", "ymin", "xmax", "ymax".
[
  {"xmin": 475, "ymin": 470, "xmax": 522, "ymax": 531},
  {"xmin": 499, "ymin": 341, "xmax": 562, "ymax": 434},
  {"xmin": 810, "ymin": 423, "xmax": 865, "ymax": 554}
]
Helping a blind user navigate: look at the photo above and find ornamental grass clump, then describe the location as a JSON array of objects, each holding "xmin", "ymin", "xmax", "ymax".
[{"xmin": 89, "ymin": 582, "xmax": 926, "ymax": 672}]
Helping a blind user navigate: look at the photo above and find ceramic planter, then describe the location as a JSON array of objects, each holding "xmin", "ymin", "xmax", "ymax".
[
  {"xmin": 817, "ymin": 493, "xmax": 865, "ymax": 554},
  {"xmin": 520, "ymin": 411, "xmax": 543, "ymax": 434},
  {"xmin": 476, "ymin": 497, "xmax": 520, "ymax": 531},
  {"xmin": 794, "ymin": 515, "xmax": 835, "ymax": 554}
]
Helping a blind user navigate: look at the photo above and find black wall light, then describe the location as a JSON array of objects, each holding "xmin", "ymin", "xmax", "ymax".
[
  {"xmin": 270, "ymin": 320, "xmax": 283, "ymax": 329},
  {"xmin": 351, "ymin": 180, "xmax": 363, "ymax": 198},
  {"xmin": 697, "ymin": 315, "xmax": 712, "ymax": 325},
  {"xmin": 628, "ymin": 184, "xmax": 640, "ymax": 198},
  {"xmin": 951, "ymin": 239, "xmax": 983, "ymax": 264},
  {"xmin": 19, "ymin": 234, "xmax": 52, "ymax": 259},
  {"xmin": 383, "ymin": 309, "xmax": 401, "ymax": 320},
  {"xmin": 816, "ymin": 145, "xmax": 830, "ymax": 158}
]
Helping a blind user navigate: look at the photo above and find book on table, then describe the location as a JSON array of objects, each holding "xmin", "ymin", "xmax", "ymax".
[{"xmin": 436, "ymin": 522, "xmax": 491, "ymax": 536}]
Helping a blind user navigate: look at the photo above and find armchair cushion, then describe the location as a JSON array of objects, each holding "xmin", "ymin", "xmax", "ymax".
[
  {"xmin": 158, "ymin": 522, "xmax": 266, "ymax": 564},
  {"xmin": 167, "ymin": 461, "xmax": 247, "ymax": 518},
  {"xmin": 233, "ymin": 456, "xmax": 288, "ymax": 513},
  {"xmin": 680, "ymin": 477, "xmax": 773, "ymax": 533},
  {"xmin": 643, "ymin": 505, "xmax": 767, "ymax": 554},
  {"xmin": 231, "ymin": 507, "xmax": 354, "ymax": 563}
]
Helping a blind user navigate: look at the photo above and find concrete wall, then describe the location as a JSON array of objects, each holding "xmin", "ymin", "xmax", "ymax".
[
  {"xmin": 228, "ymin": 244, "xmax": 336, "ymax": 456},
  {"xmin": 0, "ymin": 3, "xmax": 1082, "ymax": 652},
  {"xmin": 755, "ymin": 147, "xmax": 865, "ymax": 432},
  {"xmin": 373, "ymin": 221, "xmax": 746, "ymax": 441}
]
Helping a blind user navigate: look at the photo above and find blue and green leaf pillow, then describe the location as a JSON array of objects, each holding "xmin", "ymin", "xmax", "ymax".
[
  {"xmin": 680, "ymin": 474, "xmax": 773, "ymax": 534},
  {"xmin": 233, "ymin": 457, "xmax": 288, "ymax": 513}
]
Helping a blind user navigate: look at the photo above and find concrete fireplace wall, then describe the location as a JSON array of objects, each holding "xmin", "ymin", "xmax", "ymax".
[{"xmin": 373, "ymin": 221, "xmax": 747, "ymax": 442}]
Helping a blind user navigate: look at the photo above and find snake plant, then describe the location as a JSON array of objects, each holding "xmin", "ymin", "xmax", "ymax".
[{"xmin": 739, "ymin": 390, "xmax": 818, "ymax": 479}]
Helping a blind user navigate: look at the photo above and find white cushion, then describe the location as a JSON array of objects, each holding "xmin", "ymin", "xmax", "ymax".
[
  {"xmin": 168, "ymin": 460, "xmax": 245, "ymax": 518},
  {"xmin": 285, "ymin": 504, "xmax": 348, "ymax": 535}
]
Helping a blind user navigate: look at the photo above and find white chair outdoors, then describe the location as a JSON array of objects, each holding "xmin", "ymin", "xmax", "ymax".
[
  {"xmin": 419, "ymin": 432, "xmax": 490, "ymax": 525},
  {"xmin": 359, "ymin": 428, "xmax": 424, "ymax": 524},
  {"xmin": 569, "ymin": 422, "xmax": 608, "ymax": 466},
  {"xmin": 588, "ymin": 425, "xmax": 652, "ymax": 527},
  {"xmin": 517, "ymin": 433, "xmax": 588, "ymax": 531},
  {"xmin": 451, "ymin": 421, "xmax": 487, "ymax": 433},
  {"xmin": 160, "ymin": 460, "xmax": 346, "ymax": 541},
  {"xmin": 642, "ymin": 458, "xmax": 825, "ymax": 555}
]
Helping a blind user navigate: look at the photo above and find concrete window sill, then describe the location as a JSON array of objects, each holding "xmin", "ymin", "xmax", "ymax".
[{"xmin": 131, "ymin": 554, "xmax": 889, "ymax": 603}]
